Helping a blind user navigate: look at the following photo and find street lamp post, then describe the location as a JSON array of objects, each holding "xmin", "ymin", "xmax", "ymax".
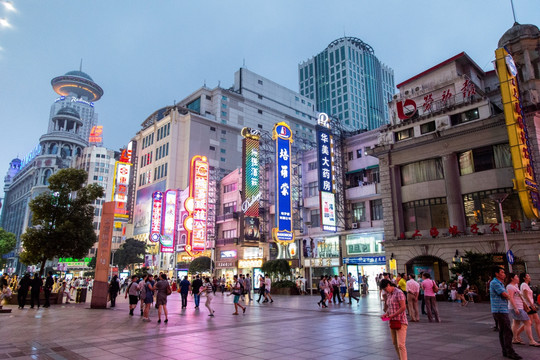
[
  {"xmin": 110, "ymin": 249, "xmax": 117, "ymax": 280},
  {"xmin": 489, "ymin": 193, "xmax": 511, "ymax": 272}
]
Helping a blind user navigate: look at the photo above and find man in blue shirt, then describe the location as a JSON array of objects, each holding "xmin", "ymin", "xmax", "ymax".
[
  {"xmin": 179, "ymin": 276, "xmax": 191, "ymax": 309},
  {"xmin": 490, "ymin": 266, "xmax": 521, "ymax": 360}
]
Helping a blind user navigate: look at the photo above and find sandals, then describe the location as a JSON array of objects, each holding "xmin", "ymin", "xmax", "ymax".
[
  {"xmin": 512, "ymin": 339, "xmax": 525, "ymax": 345},
  {"xmin": 529, "ymin": 342, "xmax": 540, "ymax": 347}
]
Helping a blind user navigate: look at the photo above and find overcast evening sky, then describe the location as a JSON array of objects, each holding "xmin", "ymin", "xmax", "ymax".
[{"xmin": 0, "ymin": 0, "xmax": 539, "ymax": 198}]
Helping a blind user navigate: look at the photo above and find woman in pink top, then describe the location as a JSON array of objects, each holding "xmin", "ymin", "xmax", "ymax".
[
  {"xmin": 518, "ymin": 273, "xmax": 540, "ymax": 346},
  {"xmin": 506, "ymin": 272, "xmax": 539, "ymax": 346},
  {"xmin": 380, "ymin": 278, "xmax": 408, "ymax": 360},
  {"xmin": 420, "ymin": 273, "xmax": 440, "ymax": 322}
]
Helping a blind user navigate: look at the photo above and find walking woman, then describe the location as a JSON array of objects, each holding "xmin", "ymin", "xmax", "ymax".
[
  {"xmin": 420, "ymin": 273, "xmax": 440, "ymax": 322},
  {"xmin": 142, "ymin": 274, "xmax": 155, "ymax": 322},
  {"xmin": 257, "ymin": 275, "xmax": 266, "ymax": 303},
  {"xmin": 520, "ymin": 272, "xmax": 540, "ymax": 343},
  {"xmin": 506, "ymin": 272, "xmax": 540, "ymax": 346},
  {"xmin": 155, "ymin": 274, "xmax": 170, "ymax": 323},
  {"xmin": 380, "ymin": 279, "xmax": 408, "ymax": 360},
  {"xmin": 231, "ymin": 275, "xmax": 246, "ymax": 315},
  {"xmin": 200, "ymin": 277, "xmax": 215, "ymax": 316},
  {"xmin": 317, "ymin": 275, "xmax": 328, "ymax": 308}
]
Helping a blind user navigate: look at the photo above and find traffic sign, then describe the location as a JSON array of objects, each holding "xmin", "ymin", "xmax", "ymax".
[{"xmin": 506, "ymin": 250, "xmax": 515, "ymax": 265}]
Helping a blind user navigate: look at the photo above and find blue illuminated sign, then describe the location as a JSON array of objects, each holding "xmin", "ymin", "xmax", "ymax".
[
  {"xmin": 272, "ymin": 122, "xmax": 294, "ymax": 243},
  {"xmin": 343, "ymin": 256, "xmax": 386, "ymax": 265},
  {"xmin": 20, "ymin": 144, "xmax": 42, "ymax": 169}
]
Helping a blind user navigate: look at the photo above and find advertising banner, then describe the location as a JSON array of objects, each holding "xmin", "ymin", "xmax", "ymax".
[
  {"xmin": 160, "ymin": 190, "xmax": 177, "ymax": 253},
  {"xmin": 272, "ymin": 122, "xmax": 294, "ymax": 243},
  {"xmin": 149, "ymin": 191, "xmax": 163, "ymax": 242},
  {"xmin": 184, "ymin": 155, "xmax": 209, "ymax": 254}
]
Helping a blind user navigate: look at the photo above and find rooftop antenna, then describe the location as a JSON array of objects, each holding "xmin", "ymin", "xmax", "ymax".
[
  {"xmin": 79, "ymin": 58, "xmax": 83, "ymax": 71},
  {"xmin": 204, "ymin": 79, "xmax": 207, "ymax": 87},
  {"xmin": 510, "ymin": 0, "xmax": 518, "ymax": 23},
  {"xmin": 243, "ymin": 58, "xmax": 246, "ymax": 68}
]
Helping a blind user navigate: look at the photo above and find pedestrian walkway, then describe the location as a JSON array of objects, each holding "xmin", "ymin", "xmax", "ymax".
[{"xmin": 0, "ymin": 292, "xmax": 538, "ymax": 359}]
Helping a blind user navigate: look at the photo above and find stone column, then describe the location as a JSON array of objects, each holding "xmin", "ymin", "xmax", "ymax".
[{"xmin": 441, "ymin": 153, "xmax": 466, "ymax": 232}]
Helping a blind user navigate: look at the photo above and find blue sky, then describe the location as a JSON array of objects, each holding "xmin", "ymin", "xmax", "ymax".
[{"xmin": 0, "ymin": 0, "xmax": 539, "ymax": 197}]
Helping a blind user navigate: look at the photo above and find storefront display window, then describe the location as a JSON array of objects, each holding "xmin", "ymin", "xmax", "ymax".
[
  {"xmin": 346, "ymin": 233, "xmax": 383, "ymax": 254},
  {"xmin": 317, "ymin": 236, "xmax": 339, "ymax": 258},
  {"xmin": 463, "ymin": 188, "xmax": 522, "ymax": 226}
]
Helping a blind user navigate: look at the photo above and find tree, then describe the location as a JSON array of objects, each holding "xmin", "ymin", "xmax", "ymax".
[
  {"xmin": 450, "ymin": 251, "xmax": 498, "ymax": 299},
  {"xmin": 188, "ymin": 256, "xmax": 213, "ymax": 274},
  {"xmin": 114, "ymin": 238, "xmax": 146, "ymax": 272},
  {"xmin": 0, "ymin": 228, "xmax": 17, "ymax": 267},
  {"xmin": 87, "ymin": 256, "xmax": 96, "ymax": 269},
  {"xmin": 261, "ymin": 259, "xmax": 291, "ymax": 279},
  {"xmin": 19, "ymin": 168, "xmax": 104, "ymax": 275}
]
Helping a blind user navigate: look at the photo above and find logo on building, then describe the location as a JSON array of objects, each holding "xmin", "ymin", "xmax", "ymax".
[{"xmin": 89, "ymin": 126, "xmax": 103, "ymax": 143}]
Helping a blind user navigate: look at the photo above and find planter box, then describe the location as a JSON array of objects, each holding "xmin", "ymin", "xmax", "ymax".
[{"xmin": 271, "ymin": 287, "xmax": 300, "ymax": 295}]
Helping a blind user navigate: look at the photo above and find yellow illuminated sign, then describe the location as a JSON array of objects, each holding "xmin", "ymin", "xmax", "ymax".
[
  {"xmin": 238, "ymin": 259, "xmax": 263, "ymax": 268},
  {"xmin": 495, "ymin": 47, "xmax": 539, "ymax": 218}
]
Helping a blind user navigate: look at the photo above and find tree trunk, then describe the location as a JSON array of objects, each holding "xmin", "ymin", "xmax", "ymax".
[{"xmin": 39, "ymin": 258, "xmax": 47, "ymax": 276}]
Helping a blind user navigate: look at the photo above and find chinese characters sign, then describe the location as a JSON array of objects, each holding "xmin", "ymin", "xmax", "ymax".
[
  {"xmin": 184, "ymin": 155, "xmax": 209, "ymax": 254},
  {"xmin": 241, "ymin": 128, "xmax": 261, "ymax": 244},
  {"xmin": 112, "ymin": 161, "xmax": 131, "ymax": 218},
  {"xmin": 89, "ymin": 125, "xmax": 103, "ymax": 143},
  {"xmin": 160, "ymin": 190, "xmax": 177, "ymax": 253},
  {"xmin": 316, "ymin": 113, "xmax": 337, "ymax": 232},
  {"xmin": 272, "ymin": 122, "xmax": 294, "ymax": 243},
  {"xmin": 495, "ymin": 47, "xmax": 539, "ymax": 218},
  {"xmin": 150, "ymin": 191, "xmax": 163, "ymax": 242}
]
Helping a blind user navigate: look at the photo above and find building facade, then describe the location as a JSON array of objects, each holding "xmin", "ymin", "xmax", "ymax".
[
  {"xmin": 299, "ymin": 37, "xmax": 395, "ymax": 131},
  {"xmin": 1, "ymin": 69, "xmax": 103, "ymax": 274}
]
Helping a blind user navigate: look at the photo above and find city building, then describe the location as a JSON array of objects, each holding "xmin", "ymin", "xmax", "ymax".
[
  {"xmin": 1, "ymin": 69, "xmax": 103, "ymax": 274},
  {"xmin": 371, "ymin": 32, "xmax": 540, "ymax": 281},
  {"xmin": 299, "ymin": 37, "xmax": 395, "ymax": 131}
]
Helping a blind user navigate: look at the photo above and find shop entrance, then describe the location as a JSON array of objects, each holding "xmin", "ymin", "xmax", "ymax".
[
  {"xmin": 406, "ymin": 256, "xmax": 449, "ymax": 282},
  {"xmin": 346, "ymin": 264, "xmax": 385, "ymax": 291}
]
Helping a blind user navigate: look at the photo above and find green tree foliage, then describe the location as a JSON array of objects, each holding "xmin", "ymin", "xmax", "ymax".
[
  {"xmin": 188, "ymin": 256, "xmax": 213, "ymax": 274},
  {"xmin": 114, "ymin": 238, "xmax": 146, "ymax": 272},
  {"xmin": 0, "ymin": 228, "xmax": 17, "ymax": 267},
  {"xmin": 261, "ymin": 259, "xmax": 291, "ymax": 279},
  {"xmin": 451, "ymin": 251, "xmax": 498, "ymax": 298},
  {"xmin": 19, "ymin": 168, "xmax": 104, "ymax": 275},
  {"xmin": 88, "ymin": 256, "xmax": 96, "ymax": 269}
]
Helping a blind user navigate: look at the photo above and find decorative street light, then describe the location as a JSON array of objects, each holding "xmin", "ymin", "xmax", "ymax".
[{"xmin": 489, "ymin": 193, "xmax": 512, "ymax": 272}]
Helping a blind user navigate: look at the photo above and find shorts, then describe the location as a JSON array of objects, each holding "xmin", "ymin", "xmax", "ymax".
[
  {"xmin": 233, "ymin": 295, "xmax": 240, "ymax": 304},
  {"xmin": 340, "ymin": 286, "xmax": 347, "ymax": 294},
  {"xmin": 510, "ymin": 309, "xmax": 530, "ymax": 321},
  {"xmin": 457, "ymin": 287, "xmax": 466, "ymax": 295},
  {"xmin": 265, "ymin": 289, "xmax": 270, "ymax": 294},
  {"xmin": 129, "ymin": 295, "xmax": 139, "ymax": 305}
]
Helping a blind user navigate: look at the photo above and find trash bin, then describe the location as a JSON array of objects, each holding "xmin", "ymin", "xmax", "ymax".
[{"xmin": 79, "ymin": 288, "xmax": 87, "ymax": 303}]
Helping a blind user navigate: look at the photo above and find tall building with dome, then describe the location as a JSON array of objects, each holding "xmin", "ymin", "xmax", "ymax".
[{"xmin": 0, "ymin": 69, "xmax": 104, "ymax": 275}]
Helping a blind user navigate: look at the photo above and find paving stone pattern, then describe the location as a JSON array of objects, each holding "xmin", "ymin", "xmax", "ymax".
[{"xmin": 1, "ymin": 292, "xmax": 539, "ymax": 359}]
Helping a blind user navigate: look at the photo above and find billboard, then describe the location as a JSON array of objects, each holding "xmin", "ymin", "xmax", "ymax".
[
  {"xmin": 316, "ymin": 113, "xmax": 337, "ymax": 232},
  {"xmin": 184, "ymin": 155, "xmax": 209, "ymax": 254},
  {"xmin": 241, "ymin": 127, "xmax": 261, "ymax": 244},
  {"xmin": 89, "ymin": 126, "xmax": 103, "ymax": 143},
  {"xmin": 495, "ymin": 47, "xmax": 540, "ymax": 218},
  {"xmin": 133, "ymin": 180, "xmax": 166, "ymax": 236},
  {"xmin": 111, "ymin": 161, "xmax": 131, "ymax": 218},
  {"xmin": 272, "ymin": 122, "xmax": 294, "ymax": 244},
  {"xmin": 149, "ymin": 191, "xmax": 163, "ymax": 242},
  {"xmin": 160, "ymin": 190, "xmax": 177, "ymax": 253}
]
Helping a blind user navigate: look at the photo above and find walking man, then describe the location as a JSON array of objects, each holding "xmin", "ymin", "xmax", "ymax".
[
  {"xmin": 125, "ymin": 275, "xmax": 139, "ymax": 316},
  {"xmin": 244, "ymin": 274, "xmax": 252, "ymax": 301},
  {"xmin": 347, "ymin": 273, "xmax": 359, "ymax": 303},
  {"xmin": 179, "ymin": 276, "xmax": 191, "ymax": 309},
  {"xmin": 191, "ymin": 275, "xmax": 203, "ymax": 309},
  {"xmin": 331, "ymin": 275, "xmax": 342, "ymax": 303},
  {"xmin": 44, "ymin": 271, "xmax": 54, "ymax": 308},
  {"xmin": 264, "ymin": 274, "xmax": 273, "ymax": 303},
  {"xmin": 30, "ymin": 273, "xmax": 42, "ymax": 309},
  {"xmin": 490, "ymin": 266, "xmax": 522, "ymax": 359},
  {"xmin": 339, "ymin": 272, "xmax": 347, "ymax": 302}
]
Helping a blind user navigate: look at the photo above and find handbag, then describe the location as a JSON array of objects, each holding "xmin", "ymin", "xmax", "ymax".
[
  {"xmin": 390, "ymin": 320, "xmax": 402, "ymax": 330},
  {"xmin": 432, "ymin": 280, "xmax": 439, "ymax": 293},
  {"xmin": 166, "ymin": 284, "xmax": 172, "ymax": 296}
]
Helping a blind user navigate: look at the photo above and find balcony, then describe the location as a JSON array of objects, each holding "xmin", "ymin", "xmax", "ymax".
[
  {"xmin": 346, "ymin": 183, "xmax": 379, "ymax": 200},
  {"xmin": 215, "ymin": 237, "xmax": 238, "ymax": 246},
  {"xmin": 216, "ymin": 212, "xmax": 239, "ymax": 223}
]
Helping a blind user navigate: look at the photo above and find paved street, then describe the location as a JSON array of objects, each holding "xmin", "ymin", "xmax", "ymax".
[{"xmin": 1, "ymin": 292, "xmax": 539, "ymax": 360}]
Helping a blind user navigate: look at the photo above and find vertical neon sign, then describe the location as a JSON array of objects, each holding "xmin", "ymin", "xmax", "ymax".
[
  {"xmin": 184, "ymin": 155, "xmax": 209, "ymax": 255},
  {"xmin": 150, "ymin": 191, "xmax": 163, "ymax": 242},
  {"xmin": 272, "ymin": 122, "xmax": 294, "ymax": 243},
  {"xmin": 241, "ymin": 127, "xmax": 261, "ymax": 243},
  {"xmin": 160, "ymin": 190, "xmax": 177, "ymax": 253},
  {"xmin": 316, "ymin": 113, "xmax": 337, "ymax": 232}
]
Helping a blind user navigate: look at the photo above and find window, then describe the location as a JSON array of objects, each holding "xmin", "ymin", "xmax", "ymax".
[
  {"xmin": 401, "ymin": 158, "xmax": 444, "ymax": 185},
  {"xmin": 258, "ymin": 109, "xmax": 263, "ymax": 114},
  {"xmin": 221, "ymin": 111, "xmax": 227, "ymax": 117},
  {"xmin": 258, "ymin": 124, "xmax": 263, "ymax": 129},
  {"xmin": 395, "ymin": 128, "xmax": 414, "ymax": 141},
  {"xmin": 222, "ymin": 96, "xmax": 228, "ymax": 101},
  {"xmin": 459, "ymin": 144, "xmax": 512, "ymax": 175},
  {"xmin": 370, "ymin": 199, "xmax": 383, "ymax": 220},
  {"xmin": 258, "ymin": 80, "xmax": 263, "ymax": 85},
  {"xmin": 210, "ymin": 127, "xmax": 216, "ymax": 131},
  {"xmin": 220, "ymin": 149, "xmax": 226, "ymax": 154},
  {"xmin": 348, "ymin": 152, "xmax": 353, "ymax": 161},
  {"xmin": 310, "ymin": 209, "xmax": 320, "ymax": 228},
  {"xmin": 450, "ymin": 107, "xmax": 480, "ymax": 125},
  {"xmin": 223, "ymin": 229, "xmax": 237, "ymax": 239},
  {"xmin": 223, "ymin": 183, "xmax": 237, "ymax": 193},
  {"xmin": 403, "ymin": 197, "xmax": 448, "ymax": 231},
  {"xmin": 210, "ymin": 146, "xmax": 216, "ymax": 151},
  {"xmin": 352, "ymin": 202, "xmax": 366, "ymax": 222},
  {"xmin": 306, "ymin": 181, "xmax": 318, "ymax": 197},
  {"xmin": 186, "ymin": 97, "xmax": 201, "ymax": 113},
  {"xmin": 420, "ymin": 121, "xmax": 436, "ymax": 134},
  {"xmin": 463, "ymin": 188, "xmax": 522, "ymax": 226},
  {"xmin": 206, "ymin": 95, "xmax": 212, "ymax": 100},
  {"xmin": 223, "ymin": 201, "xmax": 237, "ymax": 214},
  {"xmin": 258, "ymin": 94, "xmax": 263, "ymax": 100},
  {"xmin": 356, "ymin": 148, "xmax": 362, "ymax": 158},
  {"xmin": 308, "ymin": 162, "xmax": 317, "ymax": 171}
]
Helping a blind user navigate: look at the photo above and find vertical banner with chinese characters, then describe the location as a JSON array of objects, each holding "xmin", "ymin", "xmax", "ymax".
[
  {"xmin": 241, "ymin": 127, "xmax": 261, "ymax": 244},
  {"xmin": 111, "ymin": 160, "xmax": 131, "ymax": 218},
  {"xmin": 184, "ymin": 155, "xmax": 209, "ymax": 255},
  {"xmin": 495, "ymin": 47, "xmax": 540, "ymax": 218},
  {"xmin": 160, "ymin": 190, "xmax": 177, "ymax": 253},
  {"xmin": 272, "ymin": 122, "xmax": 294, "ymax": 244},
  {"xmin": 316, "ymin": 113, "xmax": 337, "ymax": 232},
  {"xmin": 149, "ymin": 191, "xmax": 163, "ymax": 242}
]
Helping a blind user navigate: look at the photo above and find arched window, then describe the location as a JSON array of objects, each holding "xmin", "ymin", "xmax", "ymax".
[
  {"xmin": 76, "ymin": 147, "xmax": 82, "ymax": 157},
  {"xmin": 48, "ymin": 143, "xmax": 58, "ymax": 155},
  {"xmin": 42, "ymin": 169, "xmax": 52, "ymax": 185},
  {"xmin": 61, "ymin": 145, "xmax": 72, "ymax": 159}
]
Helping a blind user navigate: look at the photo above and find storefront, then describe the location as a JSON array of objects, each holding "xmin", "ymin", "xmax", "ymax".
[
  {"xmin": 343, "ymin": 255, "xmax": 386, "ymax": 291},
  {"xmin": 344, "ymin": 233, "xmax": 384, "ymax": 290},
  {"xmin": 215, "ymin": 260, "xmax": 237, "ymax": 287},
  {"xmin": 302, "ymin": 236, "xmax": 341, "ymax": 290},
  {"xmin": 238, "ymin": 259, "xmax": 263, "ymax": 291}
]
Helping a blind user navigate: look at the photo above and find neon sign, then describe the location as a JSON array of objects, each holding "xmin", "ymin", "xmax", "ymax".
[
  {"xmin": 150, "ymin": 191, "xmax": 163, "ymax": 242},
  {"xmin": 20, "ymin": 144, "xmax": 42, "ymax": 168},
  {"xmin": 241, "ymin": 127, "xmax": 261, "ymax": 243},
  {"xmin": 495, "ymin": 47, "xmax": 539, "ymax": 218},
  {"xmin": 111, "ymin": 161, "xmax": 131, "ymax": 217},
  {"xmin": 54, "ymin": 96, "xmax": 94, "ymax": 107},
  {"xmin": 160, "ymin": 190, "xmax": 177, "ymax": 253},
  {"xmin": 89, "ymin": 126, "xmax": 103, "ymax": 143},
  {"xmin": 272, "ymin": 122, "xmax": 294, "ymax": 244},
  {"xmin": 184, "ymin": 156, "xmax": 209, "ymax": 254},
  {"xmin": 316, "ymin": 114, "xmax": 337, "ymax": 232}
]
